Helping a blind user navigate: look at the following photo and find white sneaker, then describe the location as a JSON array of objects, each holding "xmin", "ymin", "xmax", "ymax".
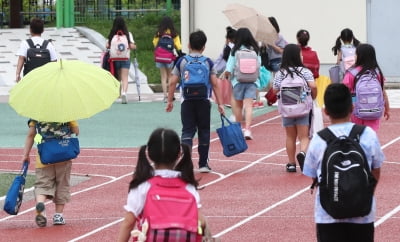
[
  {"xmin": 121, "ymin": 93, "xmax": 128, "ymax": 104},
  {"xmin": 199, "ymin": 165, "xmax": 212, "ymax": 173},
  {"xmin": 243, "ymin": 129, "xmax": 253, "ymax": 140},
  {"xmin": 53, "ymin": 213, "xmax": 66, "ymax": 225}
]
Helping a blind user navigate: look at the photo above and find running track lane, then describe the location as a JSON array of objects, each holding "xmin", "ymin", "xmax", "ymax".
[{"xmin": 1, "ymin": 109, "xmax": 399, "ymax": 241}]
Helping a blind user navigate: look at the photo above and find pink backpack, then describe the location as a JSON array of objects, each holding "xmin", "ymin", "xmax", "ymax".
[
  {"xmin": 109, "ymin": 30, "xmax": 130, "ymax": 60},
  {"xmin": 135, "ymin": 176, "xmax": 201, "ymax": 242},
  {"xmin": 278, "ymin": 72, "xmax": 312, "ymax": 118},
  {"xmin": 234, "ymin": 48, "xmax": 260, "ymax": 83}
]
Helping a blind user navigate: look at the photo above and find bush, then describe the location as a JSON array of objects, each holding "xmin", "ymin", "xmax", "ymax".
[{"xmin": 78, "ymin": 11, "xmax": 181, "ymax": 86}]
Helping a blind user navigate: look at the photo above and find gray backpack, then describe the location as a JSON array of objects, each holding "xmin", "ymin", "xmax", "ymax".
[{"xmin": 234, "ymin": 49, "xmax": 260, "ymax": 83}]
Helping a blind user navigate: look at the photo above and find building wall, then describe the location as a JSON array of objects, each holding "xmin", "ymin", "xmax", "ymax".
[{"xmin": 180, "ymin": 0, "xmax": 366, "ymax": 65}]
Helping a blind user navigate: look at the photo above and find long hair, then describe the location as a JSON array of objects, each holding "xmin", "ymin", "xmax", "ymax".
[
  {"xmin": 231, "ymin": 28, "xmax": 259, "ymax": 56},
  {"xmin": 107, "ymin": 16, "xmax": 131, "ymax": 44},
  {"xmin": 156, "ymin": 16, "xmax": 177, "ymax": 38},
  {"xmin": 128, "ymin": 128, "xmax": 198, "ymax": 190},
  {"xmin": 354, "ymin": 43, "xmax": 384, "ymax": 85},
  {"xmin": 268, "ymin": 17, "xmax": 280, "ymax": 33},
  {"xmin": 279, "ymin": 44, "xmax": 304, "ymax": 78},
  {"xmin": 332, "ymin": 28, "xmax": 360, "ymax": 56}
]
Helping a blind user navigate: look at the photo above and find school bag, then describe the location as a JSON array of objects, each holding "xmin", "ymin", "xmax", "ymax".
[
  {"xmin": 23, "ymin": 39, "xmax": 51, "ymax": 75},
  {"xmin": 154, "ymin": 34, "xmax": 176, "ymax": 63},
  {"xmin": 350, "ymin": 68, "xmax": 385, "ymax": 120},
  {"xmin": 301, "ymin": 47, "xmax": 319, "ymax": 78},
  {"xmin": 234, "ymin": 48, "xmax": 260, "ymax": 83},
  {"xmin": 179, "ymin": 55, "xmax": 211, "ymax": 100},
  {"xmin": 135, "ymin": 176, "xmax": 201, "ymax": 242},
  {"xmin": 340, "ymin": 45, "xmax": 356, "ymax": 72},
  {"xmin": 3, "ymin": 161, "xmax": 29, "ymax": 215},
  {"xmin": 278, "ymin": 72, "xmax": 312, "ymax": 118},
  {"xmin": 317, "ymin": 125, "xmax": 377, "ymax": 219},
  {"xmin": 109, "ymin": 30, "xmax": 130, "ymax": 60}
]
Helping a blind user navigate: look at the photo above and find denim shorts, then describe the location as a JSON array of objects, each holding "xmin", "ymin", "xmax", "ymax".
[
  {"xmin": 282, "ymin": 114, "xmax": 310, "ymax": 127},
  {"xmin": 156, "ymin": 61, "xmax": 174, "ymax": 69},
  {"xmin": 233, "ymin": 83, "xmax": 257, "ymax": 100},
  {"xmin": 114, "ymin": 60, "xmax": 131, "ymax": 70},
  {"xmin": 269, "ymin": 58, "xmax": 282, "ymax": 72}
]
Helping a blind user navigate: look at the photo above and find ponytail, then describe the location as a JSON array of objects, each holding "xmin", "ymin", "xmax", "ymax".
[
  {"xmin": 175, "ymin": 144, "xmax": 199, "ymax": 189},
  {"xmin": 332, "ymin": 36, "xmax": 342, "ymax": 56},
  {"xmin": 128, "ymin": 145, "xmax": 154, "ymax": 190}
]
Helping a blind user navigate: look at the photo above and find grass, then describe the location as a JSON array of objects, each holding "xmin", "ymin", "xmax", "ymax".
[
  {"xmin": 75, "ymin": 11, "xmax": 181, "ymax": 85},
  {"xmin": 0, "ymin": 173, "xmax": 36, "ymax": 197}
]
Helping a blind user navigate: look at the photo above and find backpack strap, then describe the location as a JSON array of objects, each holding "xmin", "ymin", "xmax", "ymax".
[
  {"xmin": 26, "ymin": 39, "xmax": 35, "ymax": 48},
  {"xmin": 26, "ymin": 39, "xmax": 49, "ymax": 49},
  {"xmin": 348, "ymin": 124, "xmax": 366, "ymax": 142},
  {"xmin": 41, "ymin": 40, "xmax": 49, "ymax": 49},
  {"xmin": 317, "ymin": 127, "xmax": 337, "ymax": 144}
]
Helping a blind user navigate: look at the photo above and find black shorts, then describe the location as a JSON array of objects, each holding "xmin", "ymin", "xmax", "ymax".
[{"xmin": 316, "ymin": 222, "xmax": 374, "ymax": 242}]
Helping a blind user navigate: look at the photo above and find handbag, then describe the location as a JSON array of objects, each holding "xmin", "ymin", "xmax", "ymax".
[
  {"xmin": 38, "ymin": 137, "xmax": 80, "ymax": 164},
  {"xmin": 216, "ymin": 115, "xmax": 248, "ymax": 157},
  {"xmin": 329, "ymin": 65, "xmax": 341, "ymax": 83},
  {"xmin": 264, "ymin": 87, "xmax": 277, "ymax": 106},
  {"xmin": 3, "ymin": 161, "xmax": 29, "ymax": 215}
]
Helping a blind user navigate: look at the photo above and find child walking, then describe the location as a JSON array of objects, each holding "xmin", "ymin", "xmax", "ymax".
[
  {"xmin": 331, "ymin": 28, "xmax": 360, "ymax": 81},
  {"xmin": 342, "ymin": 43, "xmax": 390, "ymax": 131},
  {"xmin": 117, "ymin": 128, "xmax": 210, "ymax": 242},
  {"xmin": 165, "ymin": 30, "xmax": 224, "ymax": 173},
  {"xmin": 224, "ymin": 27, "xmax": 261, "ymax": 140},
  {"xmin": 272, "ymin": 44, "xmax": 317, "ymax": 172},
  {"xmin": 303, "ymin": 83, "xmax": 384, "ymax": 242}
]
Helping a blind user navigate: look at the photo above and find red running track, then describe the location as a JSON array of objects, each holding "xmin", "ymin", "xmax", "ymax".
[{"xmin": 1, "ymin": 109, "xmax": 399, "ymax": 241}]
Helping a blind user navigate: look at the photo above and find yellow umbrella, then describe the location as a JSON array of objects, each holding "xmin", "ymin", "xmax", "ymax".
[
  {"xmin": 9, "ymin": 59, "xmax": 120, "ymax": 122},
  {"xmin": 223, "ymin": 3, "xmax": 278, "ymax": 46}
]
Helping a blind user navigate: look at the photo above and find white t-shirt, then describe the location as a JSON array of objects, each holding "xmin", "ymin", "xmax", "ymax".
[{"xmin": 16, "ymin": 36, "xmax": 58, "ymax": 61}]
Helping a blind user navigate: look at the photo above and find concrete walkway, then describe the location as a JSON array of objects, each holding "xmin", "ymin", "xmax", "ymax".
[{"xmin": 0, "ymin": 26, "xmax": 153, "ymax": 101}]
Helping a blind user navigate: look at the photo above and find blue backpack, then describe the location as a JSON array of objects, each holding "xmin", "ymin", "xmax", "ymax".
[{"xmin": 179, "ymin": 55, "xmax": 211, "ymax": 100}]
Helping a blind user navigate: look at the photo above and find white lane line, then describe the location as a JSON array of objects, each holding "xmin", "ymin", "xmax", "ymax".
[
  {"xmin": 214, "ymin": 186, "xmax": 310, "ymax": 238},
  {"xmin": 68, "ymin": 218, "xmax": 124, "ymax": 242},
  {"xmin": 373, "ymin": 136, "xmax": 400, "ymax": 227},
  {"xmin": 0, "ymin": 173, "xmax": 131, "ymax": 222}
]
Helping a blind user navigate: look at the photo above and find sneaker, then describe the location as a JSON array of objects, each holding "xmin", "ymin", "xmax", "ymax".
[
  {"xmin": 121, "ymin": 93, "xmax": 128, "ymax": 104},
  {"xmin": 296, "ymin": 151, "xmax": 306, "ymax": 172},
  {"xmin": 53, "ymin": 213, "xmax": 66, "ymax": 225},
  {"xmin": 35, "ymin": 202, "xmax": 47, "ymax": 227},
  {"xmin": 199, "ymin": 165, "xmax": 212, "ymax": 173},
  {"xmin": 286, "ymin": 163, "xmax": 297, "ymax": 173},
  {"xmin": 243, "ymin": 129, "xmax": 253, "ymax": 140}
]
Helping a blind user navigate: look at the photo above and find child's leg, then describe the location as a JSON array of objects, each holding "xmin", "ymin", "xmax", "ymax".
[{"xmin": 243, "ymin": 98, "xmax": 253, "ymax": 130}]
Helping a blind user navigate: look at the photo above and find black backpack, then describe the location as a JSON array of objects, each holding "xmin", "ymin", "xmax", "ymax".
[
  {"xmin": 318, "ymin": 125, "xmax": 377, "ymax": 219},
  {"xmin": 23, "ymin": 39, "xmax": 51, "ymax": 75}
]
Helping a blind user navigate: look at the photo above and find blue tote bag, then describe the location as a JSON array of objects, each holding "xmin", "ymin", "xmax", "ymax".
[
  {"xmin": 4, "ymin": 161, "xmax": 29, "ymax": 215},
  {"xmin": 38, "ymin": 137, "xmax": 80, "ymax": 164},
  {"xmin": 216, "ymin": 115, "xmax": 248, "ymax": 157}
]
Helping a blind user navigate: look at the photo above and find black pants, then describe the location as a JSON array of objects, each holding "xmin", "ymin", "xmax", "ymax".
[
  {"xmin": 180, "ymin": 99, "xmax": 211, "ymax": 167},
  {"xmin": 316, "ymin": 223, "xmax": 374, "ymax": 242}
]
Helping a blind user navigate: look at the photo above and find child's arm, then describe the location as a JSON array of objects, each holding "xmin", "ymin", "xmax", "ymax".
[
  {"xmin": 22, "ymin": 125, "xmax": 36, "ymax": 163},
  {"xmin": 165, "ymin": 74, "xmax": 180, "ymax": 112},
  {"xmin": 383, "ymin": 89, "xmax": 390, "ymax": 120},
  {"xmin": 117, "ymin": 212, "xmax": 137, "ymax": 242},
  {"xmin": 210, "ymin": 74, "xmax": 225, "ymax": 115}
]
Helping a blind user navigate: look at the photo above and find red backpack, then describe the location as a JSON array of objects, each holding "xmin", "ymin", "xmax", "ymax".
[
  {"xmin": 301, "ymin": 47, "xmax": 320, "ymax": 78},
  {"xmin": 134, "ymin": 176, "xmax": 201, "ymax": 242}
]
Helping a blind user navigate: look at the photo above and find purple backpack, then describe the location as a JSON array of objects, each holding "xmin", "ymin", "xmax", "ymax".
[
  {"xmin": 350, "ymin": 69, "xmax": 384, "ymax": 120},
  {"xmin": 278, "ymin": 72, "xmax": 312, "ymax": 118}
]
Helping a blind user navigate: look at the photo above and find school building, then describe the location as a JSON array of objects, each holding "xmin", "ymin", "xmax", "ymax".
[{"xmin": 180, "ymin": 0, "xmax": 400, "ymax": 80}]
